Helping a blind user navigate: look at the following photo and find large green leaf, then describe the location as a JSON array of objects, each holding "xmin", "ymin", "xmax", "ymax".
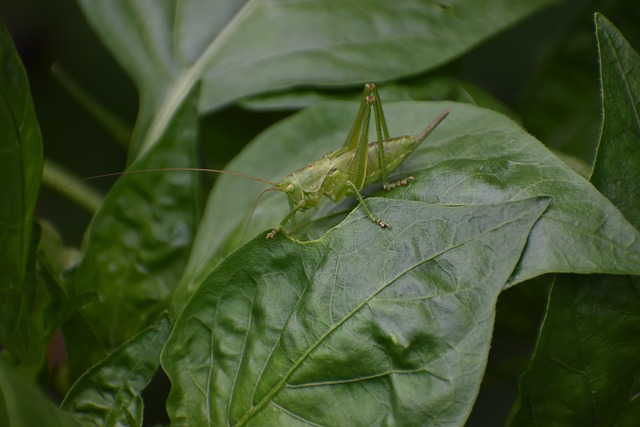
[
  {"xmin": 75, "ymin": 0, "xmax": 557, "ymax": 159},
  {"xmin": 68, "ymin": 87, "xmax": 199, "ymax": 372},
  {"xmin": 0, "ymin": 359, "xmax": 82, "ymax": 427},
  {"xmin": 162, "ymin": 197, "xmax": 549, "ymax": 426},
  {"xmin": 508, "ymin": 14, "xmax": 640, "ymax": 426},
  {"xmin": 0, "ymin": 21, "xmax": 44, "ymax": 363},
  {"xmin": 61, "ymin": 314, "xmax": 171, "ymax": 427},
  {"xmin": 175, "ymin": 101, "xmax": 640, "ymax": 309}
]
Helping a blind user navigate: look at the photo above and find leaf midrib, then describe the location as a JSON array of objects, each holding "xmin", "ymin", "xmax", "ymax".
[
  {"xmin": 232, "ymin": 207, "xmax": 535, "ymax": 426},
  {"xmin": 137, "ymin": 0, "xmax": 260, "ymax": 159}
]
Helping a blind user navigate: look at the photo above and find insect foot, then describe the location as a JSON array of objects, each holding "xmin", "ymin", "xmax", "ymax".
[
  {"xmin": 384, "ymin": 176, "xmax": 416, "ymax": 191},
  {"xmin": 377, "ymin": 220, "xmax": 391, "ymax": 229},
  {"xmin": 265, "ymin": 228, "xmax": 281, "ymax": 239}
]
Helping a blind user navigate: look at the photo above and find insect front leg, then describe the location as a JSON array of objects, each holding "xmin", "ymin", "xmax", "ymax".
[{"xmin": 265, "ymin": 199, "xmax": 306, "ymax": 239}]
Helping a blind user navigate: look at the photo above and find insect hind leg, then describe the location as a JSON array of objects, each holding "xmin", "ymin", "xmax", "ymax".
[{"xmin": 366, "ymin": 83, "xmax": 394, "ymax": 190}]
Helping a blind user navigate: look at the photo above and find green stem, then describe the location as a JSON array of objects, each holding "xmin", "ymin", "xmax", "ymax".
[{"xmin": 42, "ymin": 159, "xmax": 103, "ymax": 213}]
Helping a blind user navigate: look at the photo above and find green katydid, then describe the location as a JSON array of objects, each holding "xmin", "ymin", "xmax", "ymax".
[
  {"xmin": 80, "ymin": 83, "xmax": 450, "ymax": 239},
  {"xmin": 263, "ymin": 83, "xmax": 450, "ymax": 237}
]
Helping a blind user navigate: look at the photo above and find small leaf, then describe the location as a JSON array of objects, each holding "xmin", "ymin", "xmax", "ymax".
[
  {"xmin": 162, "ymin": 197, "xmax": 549, "ymax": 426},
  {"xmin": 0, "ymin": 359, "xmax": 83, "ymax": 427},
  {"xmin": 591, "ymin": 14, "xmax": 640, "ymax": 221},
  {"xmin": 62, "ymin": 314, "xmax": 171, "ymax": 427}
]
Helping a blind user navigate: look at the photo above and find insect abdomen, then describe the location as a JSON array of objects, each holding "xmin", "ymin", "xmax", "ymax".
[{"xmin": 362, "ymin": 135, "xmax": 416, "ymax": 187}]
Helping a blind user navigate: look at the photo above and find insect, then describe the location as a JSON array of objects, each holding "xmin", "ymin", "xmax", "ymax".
[
  {"xmin": 83, "ymin": 83, "xmax": 450, "ymax": 239},
  {"xmin": 262, "ymin": 83, "xmax": 450, "ymax": 238}
]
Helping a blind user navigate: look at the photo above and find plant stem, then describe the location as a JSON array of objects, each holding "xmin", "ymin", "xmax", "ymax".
[{"xmin": 42, "ymin": 159, "xmax": 103, "ymax": 213}]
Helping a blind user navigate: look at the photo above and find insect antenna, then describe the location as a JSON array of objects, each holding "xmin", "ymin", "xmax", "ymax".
[
  {"xmin": 65, "ymin": 167, "xmax": 280, "ymax": 188},
  {"xmin": 240, "ymin": 186, "xmax": 282, "ymax": 242}
]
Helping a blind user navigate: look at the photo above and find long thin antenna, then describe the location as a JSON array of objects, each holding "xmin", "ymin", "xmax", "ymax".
[
  {"xmin": 66, "ymin": 167, "xmax": 280, "ymax": 188},
  {"xmin": 241, "ymin": 186, "xmax": 282, "ymax": 242}
]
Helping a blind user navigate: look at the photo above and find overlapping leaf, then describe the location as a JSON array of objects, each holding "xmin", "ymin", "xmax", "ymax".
[
  {"xmin": 69, "ymin": 88, "xmax": 199, "ymax": 371},
  {"xmin": 178, "ymin": 101, "xmax": 640, "ymax": 308},
  {"xmin": 163, "ymin": 197, "xmax": 549, "ymax": 426},
  {"xmin": 62, "ymin": 314, "xmax": 171, "ymax": 427},
  {"xmin": 0, "ymin": 360, "xmax": 82, "ymax": 427},
  {"xmin": 509, "ymin": 14, "xmax": 640, "ymax": 426},
  {"xmin": 76, "ymin": 0, "xmax": 557, "ymax": 158}
]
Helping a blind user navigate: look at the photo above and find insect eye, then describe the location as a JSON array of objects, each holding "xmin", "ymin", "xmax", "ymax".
[{"xmin": 286, "ymin": 184, "xmax": 295, "ymax": 192}]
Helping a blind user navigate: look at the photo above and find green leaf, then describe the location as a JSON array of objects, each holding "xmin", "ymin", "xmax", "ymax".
[
  {"xmin": 509, "ymin": 14, "xmax": 640, "ymax": 426},
  {"xmin": 0, "ymin": 359, "xmax": 83, "ymax": 427},
  {"xmin": 0, "ymin": 21, "xmax": 45, "ymax": 363},
  {"xmin": 62, "ymin": 313, "xmax": 171, "ymax": 427},
  {"xmin": 75, "ymin": 0, "xmax": 557, "ymax": 159},
  {"xmin": 591, "ymin": 14, "xmax": 640, "ymax": 220},
  {"xmin": 67, "ymin": 86, "xmax": 199, "ymax": 372},
  {"xmin": 162, "ymin": 197, "xmax": 549, "ymax": 426},
  {"xmin": 508, "ymin": 274, "xmax": 640, "ymax": 426},
  {"xmin": 177, "ymin": 101, "xmax": 640, "ymax": 310},
  {"xmin": 240, "ymin": 76, "xmax": 516, "ymax": 119}
]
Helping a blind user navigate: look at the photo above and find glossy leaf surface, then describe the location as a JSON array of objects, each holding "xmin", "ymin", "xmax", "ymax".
[
  {"xmin": 179, "ymin": 101, "xmax": 640, "ymax": 307},
  {"xmin": 69, "ymin": 87, "xmax": 199, "ymax": 371},
  {"xmin": 163, "ymin": 197, "xmax": 549, "ymax": 426},
  {"xmin": 75, "ymin": 0, "xmax": 557, "ymax": 158},
  {"xmin": 62, "ymin": 314, "xmax": 171, "ymax": 427}
]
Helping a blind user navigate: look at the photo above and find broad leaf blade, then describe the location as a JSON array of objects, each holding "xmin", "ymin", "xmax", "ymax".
[
  {"xmin": 196, "ymin": 0, "xmax": 557, "ymax": 111},
  {"xmin": 162, "ymin": 197, "xmax": 549, "ymax": 426},
  {"xmin": 0, "ymin": 21, "xmax": 44, "ymax": 363},
  {"xmin": 509, "ymin": 14, "xmax": 640, "ymax": 426},
  {"xmin": 62, "ymin": 314, "xmax": 171, "ymax": 427},
  {"xmin": 179, "ymin": 101, "xmax": 640, "ymax": 308},
  {"xmin": 69, "ymin": 87, "xmax": 199, "ymax": 372},
  {"xmin": 76, "ymin": 0, "xmax": 557, "ymax": 157}
]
